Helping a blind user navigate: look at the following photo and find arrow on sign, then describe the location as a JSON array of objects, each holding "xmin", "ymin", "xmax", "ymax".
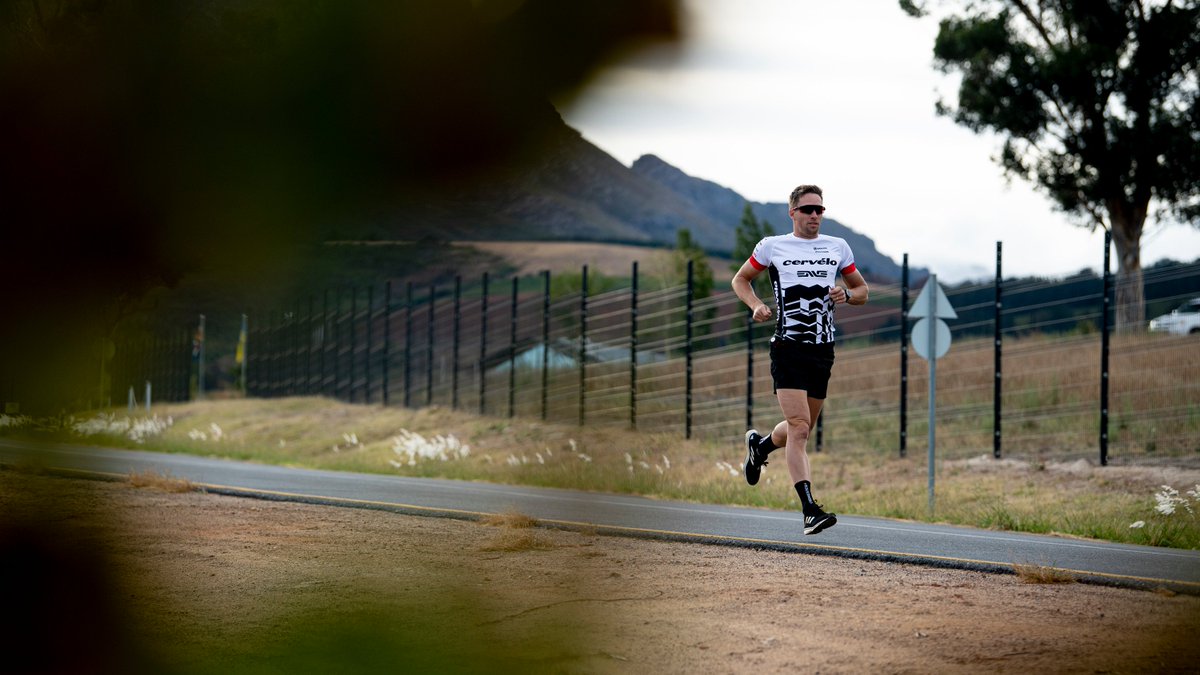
[{"xmin": 909, "ymin": 280, "xmax": 958, "ymax": 320}]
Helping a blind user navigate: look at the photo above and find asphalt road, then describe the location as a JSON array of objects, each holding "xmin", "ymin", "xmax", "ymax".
[{"xmin": 3, "ymin": 438, "xmax": 1198, "ymax": 594}]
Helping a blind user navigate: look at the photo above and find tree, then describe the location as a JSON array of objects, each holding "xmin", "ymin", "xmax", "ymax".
[
  {"xmin": 901, "ymin": 0, "xmax": 1200, "ymax": 331},
  {"xmin": 730, "ymin": 202, "xmax": 774, "ymax": 300},
  {"xmin": 672, "ymin": 228, "xmax": 714, "ymax": 299}
]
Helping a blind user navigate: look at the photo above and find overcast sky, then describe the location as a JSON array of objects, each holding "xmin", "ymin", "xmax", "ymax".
[{"xmin": 555, "ymin": 0, "xmax": 1199, "ymax": 283}]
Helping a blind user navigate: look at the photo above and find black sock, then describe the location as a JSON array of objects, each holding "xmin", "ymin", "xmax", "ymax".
[
  {"xmin": 756, "ymin": 434, "xmax": 777, "ymax": 457},
  {"xmin": 795, "ymin": 480, "xmax": 816, "ymax": 514}
]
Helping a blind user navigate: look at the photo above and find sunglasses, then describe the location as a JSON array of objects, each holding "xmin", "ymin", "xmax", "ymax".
[{"xmin": 792, "ymin": 205, "xmax": 825, "ymax": 215}]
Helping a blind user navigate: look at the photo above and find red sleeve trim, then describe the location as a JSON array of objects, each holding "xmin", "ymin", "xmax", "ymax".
[
  {"xmin": 841, "ymin": 263, "xmax": 857, "ymax": 275},
  {"xmin": 749, "ymin": 256, "xmax": 766, "ymax": 271}
]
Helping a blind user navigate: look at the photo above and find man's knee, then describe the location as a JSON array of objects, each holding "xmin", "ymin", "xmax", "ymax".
[{"xmin": 786, "ymin": 419, "xmax": 811, "ymax": 443}]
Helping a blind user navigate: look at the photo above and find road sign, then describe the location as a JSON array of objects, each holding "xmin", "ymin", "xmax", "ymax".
[
  {"xmin": 911, "ymin": 318, "xmax": 951, "ymax": 360},
  {"xmin": 909, "ymin": 279, "xmax": 958, "ymax": 320},
  {"xmin": 907, "ymin": 274, "xmax": 958, "ymax": 516}
]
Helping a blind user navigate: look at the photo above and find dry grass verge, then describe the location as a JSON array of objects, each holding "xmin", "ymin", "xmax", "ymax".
[
  {"xmin": 128, "ymin": 470, "xmax": 195, "ymax": 493},
  {"xmin": 1013, "ymin": 562, "xmax": 1077, "ymax": 585},
  {"xmin": 481, "ymin": 509, "xmax": 539, "ymax": 529},
  {"xmin": 480, "ymin": 508, "xmax": 554, "ymax": 551}
]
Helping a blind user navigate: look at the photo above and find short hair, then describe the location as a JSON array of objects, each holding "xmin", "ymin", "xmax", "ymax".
[{"xmin": 789, "ymin": 185, "xmax": 824, "ymax": 209}]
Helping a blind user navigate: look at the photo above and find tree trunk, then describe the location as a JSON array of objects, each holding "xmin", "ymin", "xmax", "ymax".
[{"xmin": 1108, "ymin": 210, "xmax": 1146, "ymax": 334}]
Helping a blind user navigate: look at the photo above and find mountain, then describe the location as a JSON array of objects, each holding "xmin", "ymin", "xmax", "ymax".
[
  {"xmin": 370, "ymin": 113, "xmax": 910, "ymax": 282},
  {"xmin": 630, "ymin": 155, "xmax": 908, "ymax": 281}
]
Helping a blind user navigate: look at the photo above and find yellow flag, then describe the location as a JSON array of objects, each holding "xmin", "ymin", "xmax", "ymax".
[{"xmin": 235, "ymin": 314, "xmax": 247, "ymax": 366}]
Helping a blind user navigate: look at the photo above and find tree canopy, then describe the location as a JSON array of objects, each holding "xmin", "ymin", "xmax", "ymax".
[{"xmin": 902, "ymin": 0, "xmax": 1199, "ymax": 330}]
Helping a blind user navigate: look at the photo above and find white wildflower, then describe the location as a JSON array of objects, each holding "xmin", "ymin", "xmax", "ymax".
[
  {"xmin": 342, "ymin": 432, "xmax": 358, "ymax": 446},
  {"xmin": 209, "ymin": 423, "xmax": 223, "ymax": 441},
  {"xmin": 662, "ymin": 456, "xmax": 671, "ymax": 470},
  {"xmin": 71, "ymin": 413, "xmax": 170, "ymax": 443},
  {"xmin": 715, "ymin": 460, "xmax": 739, "ymax": 477},
  {"xmin": 639, "ymin": 461, "xmax": 651, "ymax": 470},
  {"xmin": 624, "ymin": 452, "xmax": 633, "ymax": 465},
  {"xmin": 578, "ymin": 454, "xmax": 592, "ymax": 463},
  {"xmin": 127, "ymin": 416, "xmax": 170, "ymax": 443},
  {"xmin": 188, "ymin": 429, "xmax": 207, "ymax": 441},
  {"xmin": 390, "ymin": 429, "xmax": 470, "ymax": 467},
  {"xmin": 1129, "ymin": 521, "xmax": 1145, "ymax": 529},
  {"xmin": 568, "ymin": 439, "xmax": 577, "ymax": 452},
  {"xmin": 0, "ymin": 414, "xmax": 31, "ymax": 429},
  {"xmin": 536, "ymin": 453, "xmax": 545, "ymax": 465},
  {"xmin": 1155, "ymin": 485, "xmax": 1182, "ymax": 516}
]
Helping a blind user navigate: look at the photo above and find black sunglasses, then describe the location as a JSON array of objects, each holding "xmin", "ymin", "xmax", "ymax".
[{"xmin": 793, "ymin": 205, "xmax": 825, "ymax": 215}]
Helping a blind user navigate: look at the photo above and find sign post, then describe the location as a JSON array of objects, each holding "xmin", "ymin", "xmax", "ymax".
[{"xmin": 909, "ymin": 274, "xmax": 957, "ymax": 515}]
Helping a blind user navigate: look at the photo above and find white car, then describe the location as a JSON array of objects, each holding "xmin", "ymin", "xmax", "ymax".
[{"xmin": 1148, "ymin": 297, "xmax": 1200, "ymax": 335}]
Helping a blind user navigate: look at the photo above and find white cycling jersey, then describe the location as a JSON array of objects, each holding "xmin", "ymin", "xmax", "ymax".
[{"xmin": 748, "ymin": 233, "xmax": 857, "ymax": 344}]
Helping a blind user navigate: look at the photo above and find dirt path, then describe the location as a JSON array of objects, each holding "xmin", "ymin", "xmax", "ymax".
[{"xmin": 3, "ymin": 470, "xmax": 1198, "ymax": 674}]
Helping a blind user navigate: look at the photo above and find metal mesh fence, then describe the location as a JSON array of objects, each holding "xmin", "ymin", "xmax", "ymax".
[{"xmin": 111, "ymin": 253, "xmax": 1200, "ymax": 463}]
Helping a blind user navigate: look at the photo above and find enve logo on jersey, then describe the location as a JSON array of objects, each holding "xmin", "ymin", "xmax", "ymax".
[{"xmin": 794, "ymin": 270, "xmax": 829, "ymax": 277}]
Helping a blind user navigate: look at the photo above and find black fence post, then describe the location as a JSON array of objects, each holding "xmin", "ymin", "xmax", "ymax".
[
  {"xmin": 630, "ymin": 261, "xmax": 639, "ymax": 430},
  {"xmin": 294, "ymin": 303, "xmax": 302, "ymax": 396},
  {"xmin": 899, "ymin": 253, "xmax": 909, "ymax": 458},
  {"xmin": 541, "ymin": 270, "xmax": 550, "ymax": 421},
  {"xmin": 1100, "ymin": 230, "xmax": 1112, "ymax": 466},
  {"xmin": 509, "ymin": 276, "xmax": 518, "ymax": 418},
  {"xmin": 452, "ymin": 275, "xmax": 461, "ymax": 410},
  {"xmin": 427, "ymin": 283, "xmax": 436, "ymax": 407},
  {"xmin": 178, "ymin": 328, "xmax": 189, "ymax": 401},
  {"xmin": 382, "ymin": 281, "xmax": 392, "ymax": 407},
  {"xmin": 306, "ymin": 296, "xmax": 315, "ymax": 395},
  {"xmin": 994, "ymin": 241, "xmax": 1003, "ymax": 459},
  {"xmin": 745, "ymin": 308, "xmax": 754, "ymax": 432},
  {"xmin": 321, "ymin": 290, "xmax": 330, "ymax": 397},
  {"xmin": 333, "ymin": 291, "xmax": 343, "ymax": 400},
  {"xmin": 365, "ymin": 286, "xmax": 374, "ymax": 403},
  {"xmin": 354, "ymin": 288, "xmax": 364, "ymax": 402},
  {"xmin": 480, "ymin": 272, "xmax": 489, "ymax": 415},
  {"xmin": 404, "ymin": 281, "xmax": 413, "ymax": 408},
  {"xmin": 685, "ymin": 259, "xmax": 694, "ymax": 440},
  {"xmin": 265, "ymin": 311, "xmax": 275, "ymax": 398},
  {"xmin": 579, "ymin": 265, "xmax": 588, "ymax": 427}
]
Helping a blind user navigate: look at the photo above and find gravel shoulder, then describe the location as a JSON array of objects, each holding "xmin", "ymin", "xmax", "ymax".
[{"xmin": 3, "ymin": 469, "xmax": 1199, "ymax": 674}]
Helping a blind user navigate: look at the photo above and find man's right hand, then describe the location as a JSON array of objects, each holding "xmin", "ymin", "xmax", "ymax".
[{"xmin": 752, "ymin": 304, "xmax": 773, "ymax": 322}]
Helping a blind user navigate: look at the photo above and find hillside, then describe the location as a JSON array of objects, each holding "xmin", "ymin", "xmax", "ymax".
[
  {"xmin": 365, "ymin": 112, "xmax": 910, "ymax": 283},
  {"xmin": 631, "ymin": 155, "xmax": 909, "ymax": 281}
]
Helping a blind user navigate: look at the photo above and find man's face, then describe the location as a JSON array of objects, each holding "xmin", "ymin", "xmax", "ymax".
[{"xmin": 789, "ymin": 194, "xmax": 825, "ymax": 239}]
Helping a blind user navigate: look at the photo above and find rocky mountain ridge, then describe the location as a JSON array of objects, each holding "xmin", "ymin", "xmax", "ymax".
[{"xmin": 372, "ymin": 117, "xmax": 909, "ymax": 282}]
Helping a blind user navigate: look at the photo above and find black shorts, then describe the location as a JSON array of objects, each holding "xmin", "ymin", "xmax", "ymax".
[{"xmin": 770, "ymin": 338, "xmax": 835, "ymax": 399}]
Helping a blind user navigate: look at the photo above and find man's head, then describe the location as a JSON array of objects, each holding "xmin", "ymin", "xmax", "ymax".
[
  {"xmin": 788, "ymin": 184, "xmax": 823, "ymax": 210},
  {"xmin": 788, "ymin": 185, "xmax": 825, "ymax": 239}
]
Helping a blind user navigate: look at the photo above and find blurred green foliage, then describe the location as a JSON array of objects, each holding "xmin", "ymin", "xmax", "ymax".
[{"xmin": 0, "ymin": 0, "xmax": 680, "ymax": 413}]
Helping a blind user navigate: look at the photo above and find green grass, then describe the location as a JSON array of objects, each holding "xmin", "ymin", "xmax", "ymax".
[{"xmin": 7, "ymin": 395, "xmax": 1198, "ymax": 550}]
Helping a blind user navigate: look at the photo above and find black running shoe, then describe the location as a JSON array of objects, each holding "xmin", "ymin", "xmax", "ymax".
[
  {"xmin": 743, "ymin": 429, "xmax": 767, "ymax": 486},
  {"xmin": 803, "ymin": 505, "xmax": 837, "ymax": 535}
]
